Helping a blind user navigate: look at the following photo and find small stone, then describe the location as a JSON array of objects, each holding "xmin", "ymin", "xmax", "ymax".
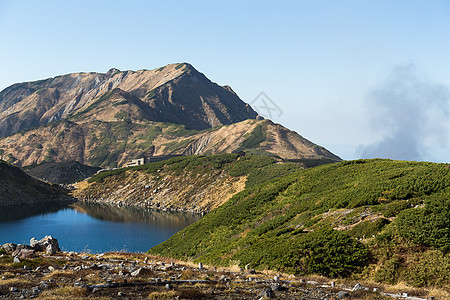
[
  {"xmin": 40, "ymin": 283, "xmax": 49, "ymax": 289},
  {"xmin": 13, "ymin": 257, "xmax": 20, "ymax": 263},
  {"xmin": 9, "ymin": 286, "xmax": 19, "ymax": 292},
  {"xmin": 352, "ymin": 283, "xmax": 363, "ymax": 291},
  {"xmin": 271, "ymin": 283, "xmax": 280, "ymax": 291},
  {"xmin": 117, "ymin": 291, "xmax": 125, "ymax": 296},
  {"xmin": 92, "ymin": 287, "xmax": 100, "ymax": 293},
  {"xmin": 258, "ymin": 288, "xmax": 274, "ymax": 298},
  {"xmin": 165, "ymin": 283, "xmax": 172, "ymax": 290},
  {"xmin": 32, "ymin": 287, "xmax": 40, "ymax": 294},
  {"xmin": 337, "ymin": 291, "xmax": 349, "ymax": 299},
  {"xmin": 198, "ymin": 262, "xmax": 203, "ymax": 270},
  {"xmin": 274, "ymin": 276, "xmax": 279, "ymax": 281},
  {"xmin": 248, "ymin": 277, "xmax": 254, "ymax": 282},
  {"xmin": 82, "ymin": 255, "xmax": 89, "ymax": 260},
  {"xmin": 373, "ymin": 288, "xmax": 379, "ymax": 292},
  {"xmin": 330, "ymin": 281, "xmax": 336, "ymax": 287},
  {"xmin": 48, "ymin": 266, "xmax": 56, "ymax": 272},
  {"xmin": 62, "ymin": 264, "xmax": 68, "ymax": 270},
  {"xmin": 131, "ymin": 267, "xmax": 142, "ymax": 276}
]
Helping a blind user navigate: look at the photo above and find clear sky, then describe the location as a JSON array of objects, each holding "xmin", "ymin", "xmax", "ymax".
[{"xmin": 1, "ymin": 0, "xmax": 449, "ymax": 162}]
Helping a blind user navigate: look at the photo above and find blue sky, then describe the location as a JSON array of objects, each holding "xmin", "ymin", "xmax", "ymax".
[{"xmin": 1, "ymin": 0, "xmax": 449, "ymax": 162}]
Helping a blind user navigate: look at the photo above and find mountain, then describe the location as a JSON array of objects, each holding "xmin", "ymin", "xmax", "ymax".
[
  {"xmin": 22, "ymin": 160, "xmax": 101, "ymax": 184},
  {"xmin": 149, "ymin": 159, "xmax": 450, "ymax": 287},
  {"xmin": 0, "ymin": 63, "xmax": 340, "ymax": 168},
  {"xmin": 0, "ymin": 63, "xmax": 256, "ymax": 137},
  {"xmin": 0, "ymin": 160, "xmax": 70, "ymax": 206}
]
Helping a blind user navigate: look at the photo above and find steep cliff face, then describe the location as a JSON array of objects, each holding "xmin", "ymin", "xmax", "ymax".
[{"xmin": 0, "ymin": 161, "xmax": 69, "ymax": 206}]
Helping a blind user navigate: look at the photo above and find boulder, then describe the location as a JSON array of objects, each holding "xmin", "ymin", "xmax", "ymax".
[
  {"xmin": 352, "ymin": 283, "xmax": 363, "ymax": 291},
  {"xmin": 258, "ymin": 288, "xmax": 274, "ymax": 298},
  {"xmin": 337, "ymin": 291, "xmax": 349, "ymax": 299},
  {"xmin": 30, "ymin": 236, "xmax": 60, "ymax": 253},
  {"xmin": 2, "ymin": 243, "xmax": 17, "ymax": 253},
  {"xmin": 12, "ymin": 244, "xmax": 34, "ymax": 257},
  {"xmin": 17, "ymin": 249, "xmax": 35, "ymax": 259},
  {"xmin": 46, "ymin": 244, "xmax": 58, "ymax": 255}
]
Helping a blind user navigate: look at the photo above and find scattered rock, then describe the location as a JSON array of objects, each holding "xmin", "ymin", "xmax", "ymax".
[
  {"xmin": 131, "ymin": 267, "xmax": 142, "ymax": 277},
  {"xmin": 30, "ymin": 236, "xmax": 60, "ymax": 253},
  {"xmin": 13, "ymin": 257, "xmax": 20, "ymax": 263},
  {"xmin": 31, "ymin": 287, "xmax": 40, "ymax": 295},
  {"xmin": 271, "ymin": 283, "xmax": 281, "ymax": 291},
  {"xmin": 9, "ymin": 287, "xmax": 19, "ymax": 292},
  {"xmin": 337, "ymin": 291, "xmax": 349, "ymax": 299},
  {"xmin": 117, "ymin": 291, "xmax": 126, "ymax": 296},
  {"xmin": 258, "ymin": 288, "xmax": 274, "ymax": 298},
  {"xmin": 2, "ymin": 243, "xmax": 17, "ymax": 253},
  {"xmin": 18, "ymin": 249, "xmax": 35, "ymax": 259},
  {"xmin": 48, "ymin": 266, "xmax": 56, "ymax": 272},
  {"xmin": 198, "ymin": 262, "xmax": 204, "ymax": 270},
  {"xmin": 352, "ymin": 283, "xmax": 363, "ymax": 291}
]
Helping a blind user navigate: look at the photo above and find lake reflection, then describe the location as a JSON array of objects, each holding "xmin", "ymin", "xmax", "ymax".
[{"xmin": 0, "ymin": 202, "xmax": 201, "ymax": 253}]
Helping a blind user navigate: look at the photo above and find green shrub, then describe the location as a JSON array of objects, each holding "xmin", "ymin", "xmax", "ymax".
[
  {"xmin": 403, "ymin": 250, "xmax": 450, "ymax": 287},
  {"xmin": 348, "ymin": 218, "xmax": 390, "ymax": 239},
  {"xmin": 397, "ymin": 195, "xmax": 450, "ymax": 252},
  {"xmin": 297, "ymin": 227, "xmax": 370, "ymax": 277},
  {"xmin": 228, "ymin": 155, "xmax": 275, "ymax": 177},
  {"xmin": 239, "ymin": 124, "xmax": 267, "ymax": 149}
]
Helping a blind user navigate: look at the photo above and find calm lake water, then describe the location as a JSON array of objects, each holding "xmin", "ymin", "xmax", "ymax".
[{"xmin": 0, "ymin": 202, "xmax": 201, "ymax": 253}]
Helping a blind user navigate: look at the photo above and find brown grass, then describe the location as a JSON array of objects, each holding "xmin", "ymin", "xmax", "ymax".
[{"xmin": 38, "ymin": 285, "xmax": 110, "ymax": 299}]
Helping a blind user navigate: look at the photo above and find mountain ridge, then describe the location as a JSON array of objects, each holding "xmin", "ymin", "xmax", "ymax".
[{"xmin": 0, "ymin": 63, "xmax": 340, "ymax": 167}]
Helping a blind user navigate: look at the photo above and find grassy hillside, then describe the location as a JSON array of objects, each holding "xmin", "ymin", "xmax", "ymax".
[
  {"xmin": 76, "ymin": 154, "xmax": 304, "ymax": 212},
  {"xmin": 149, "ymin": 159, "xmax": 450, "ymax": 288}
]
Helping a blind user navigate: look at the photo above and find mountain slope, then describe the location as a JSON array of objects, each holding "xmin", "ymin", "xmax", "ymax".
[
  {"xmin": 73, "ymin": 154, "xmax": 302, "ymax": 213},
  {"xmin": 0, "ymin": 63, "xmax": 340, "ymax": 168},
  {"xmin": 0, "ymin": 118, "xmax": 340, "ymax": 168},
  {"xmin": 0, "ymin": 63, "xmax": 257, "ymax": 137},
  {"xmin": 23, "ymin": 160, "xmax": 101, "ymax": 184},
  {"xmin": 149, "ymin": 159, "xmax": 450, "ymax": 287},
  {"xmin": 0, "ymin": 160, "xmax": 70, "ymax": 206}
]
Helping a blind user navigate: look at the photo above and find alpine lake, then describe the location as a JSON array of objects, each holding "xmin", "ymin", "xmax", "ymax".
[{"xmin": 0, "ymin": 202, "xmax": 201, "ymax": 253}]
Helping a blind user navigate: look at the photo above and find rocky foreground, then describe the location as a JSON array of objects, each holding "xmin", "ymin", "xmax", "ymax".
[{"xmin": 0, "ymin": 238, "xmax": 435, "ymax": 300}]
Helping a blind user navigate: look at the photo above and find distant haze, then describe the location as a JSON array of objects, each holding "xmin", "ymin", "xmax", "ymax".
[{"xmin": 358, "ymin": 64, "xmax": 450, "ymax": 161}]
